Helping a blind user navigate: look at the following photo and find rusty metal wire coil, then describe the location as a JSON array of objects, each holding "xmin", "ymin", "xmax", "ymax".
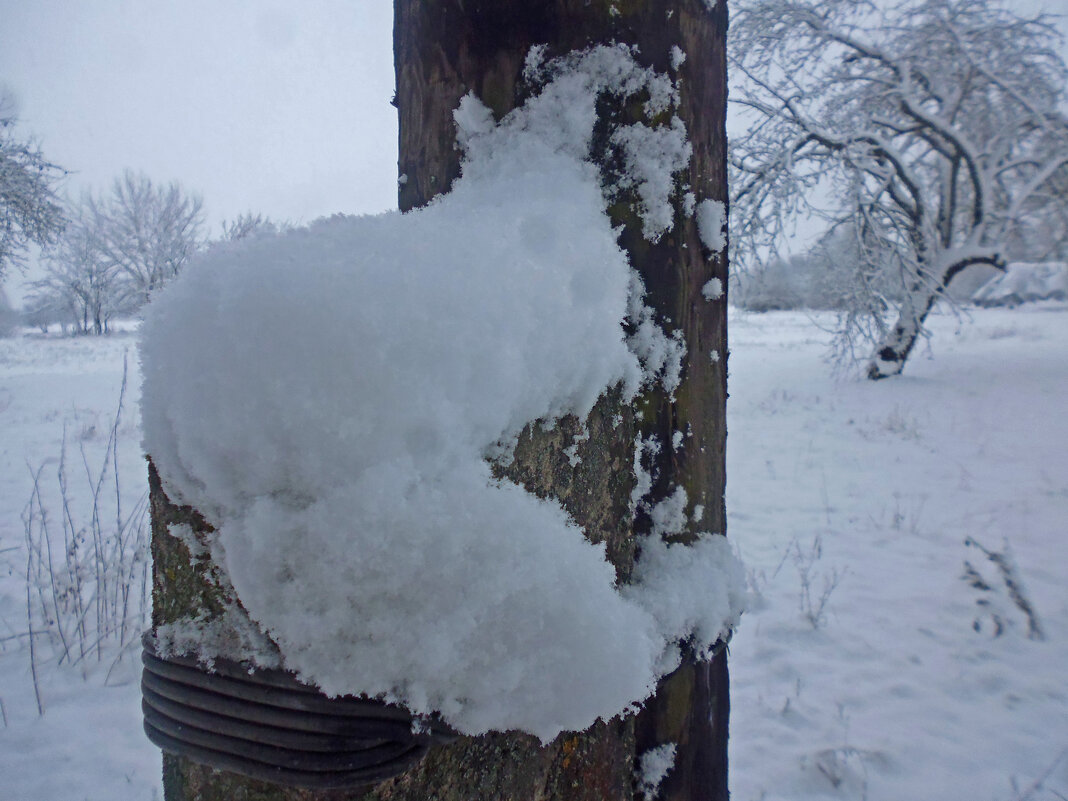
[{"xmin": 141, "ymin": 633, "xmax": 456, "ymax": 789}]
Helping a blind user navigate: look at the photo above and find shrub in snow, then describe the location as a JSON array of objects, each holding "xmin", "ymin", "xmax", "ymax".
[
  {"xmin": 971, "ymin": 262, "xmax": 1068, "ymax": 308},
  {"xmin": 962, "ymin": 537, "xmax": 1044, "ymax": 641},
  {"xmin": 22, "ymin": 361, "xmax": 148, "ymax": 710},
  {"xmin": 141, "ymin": 45, "xmax": 743, "ymax": 741}
]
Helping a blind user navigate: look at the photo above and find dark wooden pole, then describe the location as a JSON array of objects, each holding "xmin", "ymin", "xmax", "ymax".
[
  {"xmin": 151, "ymin": 2, "xmax": 730, "ymax": 799},
  {"xmin": 388, "ymin": 2, "xmax": 731, "ymax": 800}
]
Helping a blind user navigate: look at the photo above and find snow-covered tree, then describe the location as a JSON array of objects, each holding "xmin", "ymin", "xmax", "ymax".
[
  {"xmin": 729, "ymin": 0, "xmax": 1068, "ymax": 378},
  {"xmin": 84, "ymin": 170, "xmax": 204, "ymax": 307},
  {"xmin": 0, "ymin": 97, "xmax": 66, "ymax": 282},
  {"xmin": 220, "ymin": 212, "xmax": 282, "ymax": 242}
]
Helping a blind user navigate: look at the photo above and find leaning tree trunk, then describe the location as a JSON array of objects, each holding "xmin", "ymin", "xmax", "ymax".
[
  {"xmin": 865, "ymin": 287, "xmax": 936, "ymax": 380},
  {"xmin": 866, "ymin": 250, "xmax": 1006, "ymax": 379},
  {"xmin": 149, "ymin": 1, "xmax": 730, "ymax": 799}
]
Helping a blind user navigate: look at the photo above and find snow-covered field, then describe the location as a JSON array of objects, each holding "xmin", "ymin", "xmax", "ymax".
[
  {"xmin": 728, "ymin": 305, "xmax": 1068, "ymax": 801},
  {"xmin": 1, "ymin": 305, "xmax": 1065, "ymax": 800},
  {"xmin": 0, "ymin": 329, "xmax": 158, "ymax": 800}
]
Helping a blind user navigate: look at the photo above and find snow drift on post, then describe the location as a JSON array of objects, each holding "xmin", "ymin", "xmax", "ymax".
[{"xmin": 140, "ymin": 45, "xmax": 743, "ymax": 741}]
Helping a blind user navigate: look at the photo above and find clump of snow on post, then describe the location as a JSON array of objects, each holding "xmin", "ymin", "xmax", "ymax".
[
  {"xmin": 636, "ymin": 742, "xmax": 677, "ymax": 799},
  {"xmin": 627, "ymin": 273, "xmax": 687, "ymax": 398},
  {"xmin": 563, "ymin": 428, "xmax": 590, "ymax": 467},
  {"xmin": 452, "ymin": 94, "xmax": 496, "ymax": 149},
  {"xmin": 702, "ymin": 277, "xmax": 723, "ymax": 301},
  {"xmin": 155, "ymin": 525, "xmax": 281, "ymax": 669},
  {"xmin": 625, "ymin": 534, "xmax": 746, "ymax": 674},
  {"xmin": 523, "ymin": 43, "xmax": 549, "ymax": 79},
  {"xmin": 696, "ymin": 198, "xmax": 726, "ymax": 253},
  {"xmin": 670, "ymin": 45, "xmax": 687, "ymax": 71},
  {"xmin": 141, "ymin": 45, "xmax": 742, "ymax": 741},
  {"xmin": 611, "ymin": 117, "xmax": 692, "ymax": 242},
  {"xmin": 155, "ymin": 606, "xmax": 282, "ymax": 672},
  {"xmin": 649, "ymin": 486, "xmax": 688, "ymax": 537},
  {"xmin": 521, "ymin": 44, "xmax": 687, "ymax": 244},
  {"xmin": 630, "ymin": 433, "xmax": 661, "ymax": 514},
  {"xmin": 167, "ymin": 522, "xmax": 207, "ymax": 561},
  {"xmin": 682, "ymin": 191, "xmax": 696, "ymax": 218}
]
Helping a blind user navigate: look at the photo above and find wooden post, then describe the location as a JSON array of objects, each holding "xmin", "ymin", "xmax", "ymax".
[{"xmin": 150, "ymin": 1, "xmax": 730, "ymax": 799}]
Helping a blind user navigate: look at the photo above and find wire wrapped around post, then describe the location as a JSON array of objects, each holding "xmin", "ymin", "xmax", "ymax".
[{"xmin": 141, "ymin": 633, "xmax": 457, "ymax": 790}]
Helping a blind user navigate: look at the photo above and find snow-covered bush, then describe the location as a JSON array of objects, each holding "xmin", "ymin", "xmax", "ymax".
[
  {"xmin": 141, "ymin": 45, "xmax": 744, "ymax": 741},
  {"xmin": 972, "ymin": 262, "xmax": 1068, "ymax": 308},
  {"xmin": 21, "ymin": 361, "xmax": 148, "ymax": 711}
]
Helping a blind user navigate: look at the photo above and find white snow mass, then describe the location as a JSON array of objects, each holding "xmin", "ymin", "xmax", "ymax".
[
  {"xmin": 141, "ymin": 45, "xmax": 742, "ymax": 741},
  {"xmin": 670, "ymin": 45, "xmax": 687, "ymax": 72},
  {"xmin": 649, "ymin": 486, "xmax": 689, "ymax": 537},
  {"xmin": 624, "ymin": 534, "xmax": 746, "ymax": 674},
  {"xmin": 701, "ymin": 277, "xmax": 723, "ymax": 301},
  {"xmin": 637, "ymin": 742, "xmax": 677, "ymax": 799},
  {"xmin": 696, "ymin": 199, "xmax": 726, "ymax": 254},
  {"xmin": 611, "ymin": 116, "xmax": 692, "ymax": 242}
]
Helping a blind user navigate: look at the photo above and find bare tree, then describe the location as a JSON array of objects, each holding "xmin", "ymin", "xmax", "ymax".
[
  {"xmin": 28, "ymin": 172, "xmax": 203, "ymax": 334},
  {"xmin": 729, "ymin": 0, "xmax": 1068, "ymax": 378},
  {"xmin": 86, "ymin": 170, "xmax": 205, "ymax": 307},
  {"xmin": 0, "ymin": 286, "xmax": 17, "ymax": 337},
  {"xmin": 29, "ymin": 207, "xmax": 125, "ymax": 335},
  {"xmin": 0, "ymin": 96, "xmax": 66, "ymax": 281}
]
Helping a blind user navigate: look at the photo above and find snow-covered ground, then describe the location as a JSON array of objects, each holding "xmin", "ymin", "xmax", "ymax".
[
  {"xmin": 1, "ymin": 305, "xmax": 1065, "ymax": 800},
  {"xmin": 728, "ymin": 304, "xmax": 1068, "ymax": 801},
  {"xmin": 0, "ymin": 329, "xmax": 159, "ymax": 800}
]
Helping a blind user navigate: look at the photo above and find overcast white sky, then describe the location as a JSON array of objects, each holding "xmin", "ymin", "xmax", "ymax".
[
  {"xmin": 0, "ymin": 0, "xmax": 397, "ymax": 303},
  {"xmin": 1, "ymin": 1, "xmax": 1064, "ymax": 305}
]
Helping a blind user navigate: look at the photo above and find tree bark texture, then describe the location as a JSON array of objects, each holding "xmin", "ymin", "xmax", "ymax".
[
  {"xmin": 150, "ymin": 1, "xmax": 730, "ymax": 799},
  {"xmin": 389, "ymin": 2, "xmax": 731, "ymax": 800}
]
